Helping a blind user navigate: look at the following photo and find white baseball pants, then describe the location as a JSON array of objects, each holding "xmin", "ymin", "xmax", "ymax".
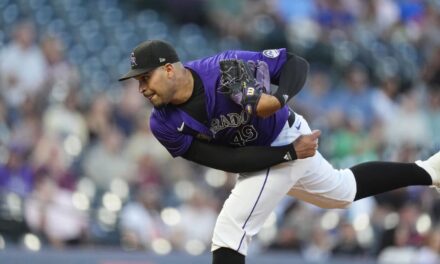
[{"xmin": 211, "ymin": 113, "xmax": 357, "ymax": 255}]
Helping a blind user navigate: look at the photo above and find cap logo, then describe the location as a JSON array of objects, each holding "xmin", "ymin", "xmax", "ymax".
[
  {"xmin": 130, "ymin": 52, "xmax": 137, "ymax": 68},
  {"xmin": 159, "ymin": 58, "xmax": 166, "ymax": 63}
]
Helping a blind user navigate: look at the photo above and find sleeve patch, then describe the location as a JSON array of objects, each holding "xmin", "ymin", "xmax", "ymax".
[{"xmin": 263, "ymin": 49, "xmax": 280, "ymax": 58}]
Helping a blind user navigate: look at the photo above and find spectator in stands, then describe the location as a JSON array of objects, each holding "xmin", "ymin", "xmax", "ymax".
[
  {"xmin": 384, "ymin": 90, "xmax": 431, "ymax": 151},
  {"xmin": 82, "ymin": 125, "xmax": 136, "ymax": 191},
  {"xmin": 0, "ymin": 143, "xmax": 34, "ymax": 197},
  {"xmin": 334, "ymin": 63, "xmax": 375, "ymax": 130},
  {"xmin": 171, "ymin": 187, "xmax": 217, "ymax": 250},
  {"xmin": 371, "ymin": 76, "xmax": 400, "ymax": 125},
  {"xmin": 377, "ymin": 224, "xmax": 417, "ymax": 264},
  {"xmin": 85, "ymin": 94, "xmax": 113, "ymax": 144},
  {"xmin": 315, "ymin": 0, "xmax": 355, "ymax": 30},
  {"xmin": 40, "ymin": 34, "xmax": 80, "ymax": 100},
  {"xmin": 293, "ymin": 66, "xmax": 337, "ymax": 127},
  {"xmin": 268, "ymin": 225, "xmax": 302, "ymax": 252},
  {"xmin": 124, "ymin": 107, "xmax": 172, "ymax": 170},
  {"xmin": 332, "ymin": 221, "xmax": 365, "ymax": 257},
  {"xmin": 24, "ymin": 172, "xmax": 88, "ymax": 248},
  {"xmin": 42, "ymin": 87, "xmax": 89, "ymax": 149},
  {"xmin": 31, "ymin": 137, "xmax": 77, "ymax": 191},
  {"xmin": 113, "ymin": 81, "xmax": 146, "ymax": 136},
  {"xmin": 0, "ymin": 20, "xmax": 46, "ymax": 115},
  {"xmin": 301, "ymin": 224, "xmax": 331, "ymax": 262},
  {"xmin": 119, "ymin": 185, "xmax": 166, "ymax": 250}
]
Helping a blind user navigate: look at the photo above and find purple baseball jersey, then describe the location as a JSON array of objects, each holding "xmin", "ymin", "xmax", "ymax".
[{"xmin": 150, "ymin": 49, "xmax": 290, "ymax": 157}]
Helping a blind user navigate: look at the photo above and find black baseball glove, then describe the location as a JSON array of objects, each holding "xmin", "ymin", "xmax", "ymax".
[{"xmin": 218, "ymin": 59, "xmax": 270, "ymax": 115}]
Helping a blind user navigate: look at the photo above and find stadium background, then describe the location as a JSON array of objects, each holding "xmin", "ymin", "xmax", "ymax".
[{"xmin": 1, "ymin": 0, "xmax": 440, "ymax": 263}]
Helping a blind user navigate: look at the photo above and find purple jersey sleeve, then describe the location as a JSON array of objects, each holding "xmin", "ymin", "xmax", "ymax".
[{"xmin": 149, "ymin": 109, "xmax": 193, "ymax": 157}]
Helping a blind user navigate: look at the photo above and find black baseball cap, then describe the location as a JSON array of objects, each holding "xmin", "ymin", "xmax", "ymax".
[{"xmin": 118, "ymin": 40, "xmax": 179, "ymax": 81}]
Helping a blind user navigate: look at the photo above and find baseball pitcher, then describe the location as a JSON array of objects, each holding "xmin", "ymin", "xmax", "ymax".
[{"xmin": 119, "ymin": 40, "xmax": 440, "ymax": 264}]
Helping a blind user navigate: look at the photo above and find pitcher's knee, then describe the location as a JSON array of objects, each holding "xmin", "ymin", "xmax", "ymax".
[{"xmin": 211, "ymin": 213, "xmax": 251, "ymax": 255}]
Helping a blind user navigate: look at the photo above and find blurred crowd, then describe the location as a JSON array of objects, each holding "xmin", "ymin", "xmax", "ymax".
[{"xmin": 1, "ymin": 0, "xmax": 440, "ymax": 263}]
